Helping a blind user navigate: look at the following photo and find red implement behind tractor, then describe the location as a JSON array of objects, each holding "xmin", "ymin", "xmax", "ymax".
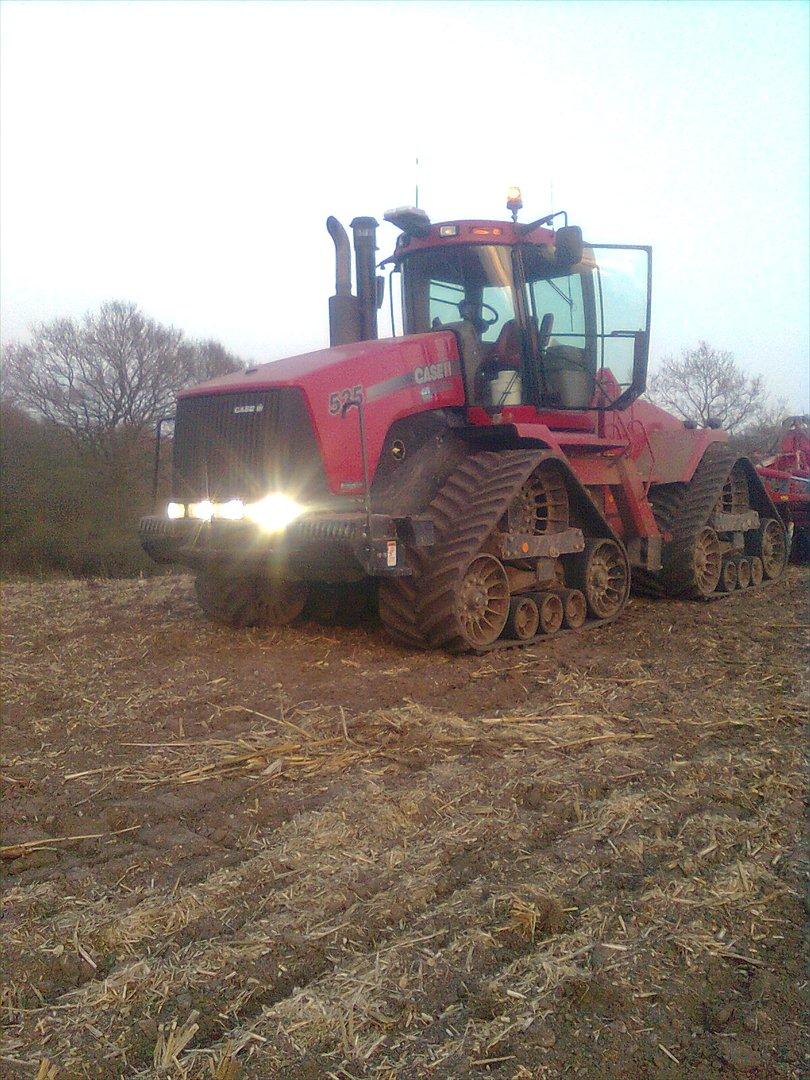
[
  {"xmin": 140, "ymin": 194, "xmax": 788, "ymax": 651},
  {"xmin": 756, "ymin": 417, "xmax": 810, "ymax": 560}
]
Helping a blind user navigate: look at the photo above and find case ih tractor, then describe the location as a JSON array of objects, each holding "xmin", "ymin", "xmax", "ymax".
[{"xmin": 140, "ymin": 193, "xmax": 788, "ymax": 651}]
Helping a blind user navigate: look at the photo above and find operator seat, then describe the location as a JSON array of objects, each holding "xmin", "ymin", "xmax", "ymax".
[
  {"xmin": 489, "ymin": 319, "xmax": 523, "ymax": 371},
  {"xmin": 475, "ymin": 318, "xmax": 537, "ymax": 398}
]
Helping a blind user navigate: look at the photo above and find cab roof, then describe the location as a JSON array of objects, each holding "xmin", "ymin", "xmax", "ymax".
[{"xmin": 390, "ymin": 218, "xmax": 557, "ymax": 260}]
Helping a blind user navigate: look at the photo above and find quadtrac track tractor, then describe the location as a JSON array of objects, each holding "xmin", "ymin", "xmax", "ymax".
[{"xmin": 140, "ymin": 192, "xmax": 788, "ymax": 652}]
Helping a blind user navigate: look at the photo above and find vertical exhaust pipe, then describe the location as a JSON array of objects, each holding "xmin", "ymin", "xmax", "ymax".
[
  {"xmin": 350, "ymin": 216, "xmax": 379, "ymax": 341},
  {"xmin": 326, "ymin": 216, "xmax": 362, "ymax": 346}
]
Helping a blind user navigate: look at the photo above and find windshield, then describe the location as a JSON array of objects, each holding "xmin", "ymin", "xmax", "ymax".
[
  {"xmin": 398, "ymin": 240, "xmax": 651, "ymax": 411},
  {"xmin": 402, "ymin": 245, "xmax": 518, "ymax": 342}
]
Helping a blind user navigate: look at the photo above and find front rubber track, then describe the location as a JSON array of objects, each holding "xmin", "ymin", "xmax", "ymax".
[
  {"xmin": 380, "ymin": 451, "xmax": 545, "ymax": 651},
  {"xmin": 413, "ymin": 452, "xmax": 563, "ymax": 652}
]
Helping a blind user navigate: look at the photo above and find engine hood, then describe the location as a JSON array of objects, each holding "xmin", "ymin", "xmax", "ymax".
[
  {"xmin": 178, "ymin": 332, "xmax": 466, "ymax": 497},
  {"xmin": 179, "ymin": 334, "xmax": 453, "ymax": 399}
]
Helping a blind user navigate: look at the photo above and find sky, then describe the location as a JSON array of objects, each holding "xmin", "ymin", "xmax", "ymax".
[{"xmin": 1, "ymin": 0, "xmax": 808, "ymax": 408}]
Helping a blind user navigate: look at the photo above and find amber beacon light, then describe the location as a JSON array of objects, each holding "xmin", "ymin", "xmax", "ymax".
[{"xmin": 506, "ymin": 186, "xmax": 523, "ymax": 221}]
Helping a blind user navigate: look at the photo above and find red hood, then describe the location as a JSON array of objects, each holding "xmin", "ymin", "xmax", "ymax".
[
  {"xmin": 179, "ymin": 336, "xmax": 428, "ymax": 398},
  {"xmin": 177, "ymin": 331, "xmax": 466, "ymax": 497}
]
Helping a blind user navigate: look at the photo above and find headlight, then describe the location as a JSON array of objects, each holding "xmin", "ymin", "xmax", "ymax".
[
  {"xmin": 245, "ymin": 493, "xmax": 304, "ymax": 532},
  {"xmin": 188, "ymin": 500, "xmax": 214, "ymax": 522},
  {"xmin": 166, "ymin": 502, "xmax": 185, "ymax": 520},
  {"xmin": 214, "ymin": 499, "xmax": 245, "ymax": 521}
]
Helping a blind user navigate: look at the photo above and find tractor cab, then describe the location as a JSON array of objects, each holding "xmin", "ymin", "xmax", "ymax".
[{"xmin": 386, "ymin": 203, "xmax": 651, "ymax": 416}]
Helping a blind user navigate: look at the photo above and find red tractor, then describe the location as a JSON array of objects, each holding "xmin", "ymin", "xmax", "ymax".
[
  {"xmin": 140, "ymin": 194, "xmax": 788, "ymax": 651},
  {"xmin": 756, "ymin": 416, "xmax": 810, "ymax": 560}
]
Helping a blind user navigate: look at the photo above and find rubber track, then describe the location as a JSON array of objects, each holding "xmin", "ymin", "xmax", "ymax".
[
  {"xmin": 379, "ymin": 451, "xmax": 545, "ymax": 650},
  {"xmin": 663, "ymin": 445, "xmax": 744, "ymax": 598},
  {"xmin": 378, "ymin": 570, "xmax": 427, "ymax": 648},
  {"xmin": 631, "ymin": 483, "xmax": 686, "ymax": 598},
  {"xmin": 416, "ymin": 451, "xmax": 549, "ymax": 651}
]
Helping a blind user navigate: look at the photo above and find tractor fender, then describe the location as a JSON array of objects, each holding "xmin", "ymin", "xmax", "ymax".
[
  {"xmin": 543, "ymin": 452, "xmax": 620, "ymax": 543},
  {"xmin": 461, "ymin": 425, "xmax": 624, "ymax": 547}
]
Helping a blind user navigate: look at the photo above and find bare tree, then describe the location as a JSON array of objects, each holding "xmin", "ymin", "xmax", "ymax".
[
  {"xmin": 648, "ymin": 342, "xmax": 773, "ymax": 434},
  {"xmin": 731, "ymin": 401, "xmax": 794, "ymax": 459},
  {"xmin": 2, "ymin": 302, "xmax": 241, "ymax": 442}
]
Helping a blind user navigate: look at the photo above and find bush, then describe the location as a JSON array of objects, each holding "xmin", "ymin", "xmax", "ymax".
[{"xmin": 0, "ymin": 404, "xmax": 169, "ymax": 577}]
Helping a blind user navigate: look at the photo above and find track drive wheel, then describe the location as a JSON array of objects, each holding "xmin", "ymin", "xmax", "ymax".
[
  {"xmin": 506, "ymin": 462, "xmax": 569, "ymax": 535},
  {"xmin": 569, "ymin": 539, "xmax": 630, "ymax": 620},
  {"xmin": 715, "ymin": 462, "xmax": 750, "ymax": 514},
  {"xmin": 195, "ymin": 568, "xmax": 307, "ymax": 628},
  {"xmin": 757, "ymin": 518, "xmax": 788, "ymax": 580}
]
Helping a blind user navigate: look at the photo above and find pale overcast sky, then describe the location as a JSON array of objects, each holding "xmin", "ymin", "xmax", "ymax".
[{"xmin": 1, "ymin": 0, "xmax": 808, "ymax": 407}]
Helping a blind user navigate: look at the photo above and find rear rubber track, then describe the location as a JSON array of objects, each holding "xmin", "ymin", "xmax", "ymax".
[
  {"xmin": 634, "ymin": 444, "xmax": 764, "ymax": 600},
  {"xmin": 631, "ymin": 483, "xmax": 686, "ymax": 598},
  {"xmin": 662, "ymin": 444, "xmax": 741, "ymax": 598}
]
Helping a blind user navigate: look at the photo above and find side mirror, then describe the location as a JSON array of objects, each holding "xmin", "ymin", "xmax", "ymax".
[
  {"xmin": 376, "ymin": 275, "xmax": 385, "ymax": 310},
  {"xmin": 555, "ymin": 225, "xmax": 583, "ymax": 267}
]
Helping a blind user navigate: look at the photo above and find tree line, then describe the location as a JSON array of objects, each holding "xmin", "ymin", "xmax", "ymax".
[
  {"xmin": 0, "ymin": 302, "xmax": 789, "ymax": 577},
  {"xmin": 1, "ymin": 302, "xmax": 241, "ymax": 575}
]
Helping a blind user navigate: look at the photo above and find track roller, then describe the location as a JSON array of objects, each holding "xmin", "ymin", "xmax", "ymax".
[
  {"xmin": 505, "ymin": 595, "xmax": 540, "ymax": 641},
  {"xmin": 736, "ymin": 557, "xmax": 751, "ymax": 589},
  {"xmin": 750, "ymin": 556, "xmax": 764, "ymax": 586},
  {"xmin": 557, "ymin": 588, "xmax": 587, "ymax": 629},
  {"xmin": 718, "ymin": 559, "xmax": 738, "ymax": 593},
  {"xmin": 534, "ymin": 591, "xmax": 564, "ymax": 634}
]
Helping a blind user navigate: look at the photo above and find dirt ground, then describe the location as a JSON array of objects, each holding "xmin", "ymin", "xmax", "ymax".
[{"xmin": 1, "ymin": 569, "xmax": 807, "ymax": 1079}]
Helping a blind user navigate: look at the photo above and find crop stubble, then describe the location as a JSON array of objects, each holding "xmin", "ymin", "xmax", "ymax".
[{"xmin": 1, "ymin": 570, "xmax": 807, "ymax": 1078}]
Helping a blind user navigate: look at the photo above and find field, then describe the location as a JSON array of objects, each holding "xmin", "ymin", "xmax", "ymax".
[{"xmin": 2, "ymin": 570, "xmax": 807, "ymax": 1079}]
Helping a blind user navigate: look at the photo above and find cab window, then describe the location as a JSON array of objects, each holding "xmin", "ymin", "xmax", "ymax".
[
  {"xmin": 528, "ymin": 273, "xmax": 587, "ymax": 349},
  {"xmin": 402, "ymin": 245, "xmax": 518, "ymax": 339}
]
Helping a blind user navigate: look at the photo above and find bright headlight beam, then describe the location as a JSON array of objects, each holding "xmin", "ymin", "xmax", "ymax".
[
  {"xmin": 214, "ymin": 499, "xmax": 245, "ymax": 521},
  {"xmin": 189, "ymin": 500, "xmax": 214, "ymax": 522},
  {"xmin": 166, "ymin": 502, "xmax": 185, "ymax": 520},
  {"xmin": 245, "ymin": 493, "xmax": 304, "ymax": 533}
]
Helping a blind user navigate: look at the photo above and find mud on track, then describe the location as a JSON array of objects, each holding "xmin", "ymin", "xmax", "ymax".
[{"xmin": 1, "ymin": 570, "xmax": 807, "ymax": 1079}]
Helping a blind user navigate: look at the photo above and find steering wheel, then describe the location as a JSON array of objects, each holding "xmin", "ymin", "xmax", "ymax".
[
  {"xmin": 458, "ymin": 300, "xmax": 500, "ymax": 334},
  {"xmin": 479, "ymin": 301, "xmax": 500, "ymax": 329}
]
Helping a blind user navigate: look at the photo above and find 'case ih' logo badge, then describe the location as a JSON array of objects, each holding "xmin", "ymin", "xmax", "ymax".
[
  {"xmin": 414, "ymin": 361, "xmax": 453, "ymax": 384},
  {"xmin": 233, "ymin": 403, "xmax": 264, "ymax": 414}
]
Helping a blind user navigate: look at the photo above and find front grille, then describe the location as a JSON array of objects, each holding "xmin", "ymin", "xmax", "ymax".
[{"xmin": 172, "ymin": 388, "xmax": 327, "ymax": 502}]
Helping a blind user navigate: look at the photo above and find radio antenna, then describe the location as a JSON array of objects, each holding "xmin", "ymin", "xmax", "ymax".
[{"xmin": 415, "ymin": 156, "xmax": 420, "ymax": 209}]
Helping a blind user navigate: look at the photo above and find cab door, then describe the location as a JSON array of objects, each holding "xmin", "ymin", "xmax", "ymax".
[{"xmin": 589, "ymin": 245, "xmax": 652, "ymax": 408}]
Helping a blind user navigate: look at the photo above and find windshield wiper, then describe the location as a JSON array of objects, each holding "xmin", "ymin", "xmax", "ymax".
[{"xmin": 545, "ymin": 279, "xmax": 573, "ymax": 308}]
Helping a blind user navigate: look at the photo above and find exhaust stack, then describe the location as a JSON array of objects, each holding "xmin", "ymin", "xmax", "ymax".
[
  {"xmin": 326, "ymin": 216, "xmax": 362, "ymax": 346},
  {"xmin": 350, "ymin": 216, "xmax": 379, "ymax": 342}
]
